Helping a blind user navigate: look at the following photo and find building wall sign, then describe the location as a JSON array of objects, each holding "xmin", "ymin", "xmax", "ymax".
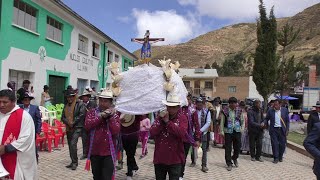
[{"xmin": 69, "ymin": 53, "xmax": 93, "ymax": 72}]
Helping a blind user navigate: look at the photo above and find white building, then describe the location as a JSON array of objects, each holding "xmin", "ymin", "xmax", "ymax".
[{"xmin": 0, "ymin": 0, "xmax": 136, "ymax": 105}]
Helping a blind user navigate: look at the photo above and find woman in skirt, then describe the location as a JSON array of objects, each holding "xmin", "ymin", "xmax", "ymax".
[{"xmin": 240, "ymin": 103, "xmax": 250, "ymax": 154}]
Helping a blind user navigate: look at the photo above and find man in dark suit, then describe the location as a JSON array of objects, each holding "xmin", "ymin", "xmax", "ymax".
[
  {"xmin": 20, "ymin": 93, "xmax": 42, "ymax": 135},
  {"xmin": 78, "ymin": 90, "xmax": 97, "ymax": 160},
  {"xmin": 248, "ymin": 100, "xmax": 264, "ymax": 162},
  {"xmin": 304, "ymin": 122, "xmax": 320, "ymax": 180},
  {"xmin": 263, "ymin": 99, "xmax": 289, "ymax": 164},
  {"xmin": 20, "ymin": 93, "xmax": 42, "ymax": 162},
  {"xmin": 307, "ymin": 101, "xmax": 320, "ymax": 134}
]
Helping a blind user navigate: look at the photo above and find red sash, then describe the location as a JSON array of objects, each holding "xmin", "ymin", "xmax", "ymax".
[{"xmin": 1, "ymin": 108, "xmax": 23, "ymax": 179}]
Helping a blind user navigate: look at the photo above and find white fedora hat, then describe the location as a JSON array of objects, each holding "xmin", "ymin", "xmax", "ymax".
[
  {"xmin": 97, "ymin": 89, "xmax": 113, "ymax": 99},
  {"xmin": 162, "ymin": 94, "xmax": 181, "ymax": 107},
  {"xmin": 79, "ymin": 90, "xmax": 91, "ymax": 97},
  {"xmin": 120, "ymin": 114, "xmax": 135, "ymax": 127}
]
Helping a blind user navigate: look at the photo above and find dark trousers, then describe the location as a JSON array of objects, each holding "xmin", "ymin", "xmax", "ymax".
[
  {"xmin": 225, "ymin": 131, "xmax": 241, "ymax": 166},
  {"xmin": 206, "ymin": 132, "xmax": 211, "ymax": 149},
  {"xmin": 155, "ymin": 164, "xmax": 182, "ymax": 180},
  {"xmin": 269, "ymin": 128, "xmax": 286, "ymax": 160},
  {"xmin": 122, "ymin": 137, "xmax": 139, "ymax": 177},
  {"xmin": 91, "ymin": 155, "xmax": 114, "ymax": 180},
  {"xmin": 181, "ymin": 143, "xmax": 191, "ymax": 177},
  {"xmin": 67, "ymin": 128, "xmax": 82, "ymax": 166},
  {"xmin": 249, "ymin": 131, "xmax": 263, "ymax": 159},
  {"xmin": 191, "ymin": 136, "xmax": 208, "ymax": 167},
  {"xmin": 81, "ymin": 128, "xmax": 89, "ymax": 157}
]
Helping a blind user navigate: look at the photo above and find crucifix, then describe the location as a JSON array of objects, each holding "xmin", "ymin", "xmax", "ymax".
[{"xmin": 131, "ymin": 30, "xmax": 165, "ymax": 64}]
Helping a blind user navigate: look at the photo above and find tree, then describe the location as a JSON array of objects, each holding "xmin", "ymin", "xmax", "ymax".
[
  {"xmin": 204, "ymin": 63, "xmax": 211, "ymax": 69},
  {"xmin": 219, "ymin": 52, "xmax": 249, "ymax": 76},
  {"xmin": 277, "ymin": 23, "xmax": 300, "ymax": 61},
  {"xmin": 312, "ymin": 54, "xmax": 320, "ymax": 76},
  {"xmin": 276, "ymin": 23, "xmax": 307, "ymax": 97},
  {"xmin": 275, "ymin": 57, "xmax": 307, "ymax": 97},
  {"xmin": 252, "ymin": 0, "xmax": 279, "ymax": 112},
  {"xmin": 212, "ymin": 61, "xmax": 220, "ymax": 69}
]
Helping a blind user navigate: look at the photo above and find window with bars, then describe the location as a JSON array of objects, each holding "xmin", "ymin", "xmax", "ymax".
[
  {"xmin": 78, "ymin": 34, "xmax": 88, "ymax": 53},
  {"xmin": 115, "ymin": 54, "xmax": 119, "ymax": 62},
  {"xmin": 228, "ymin": 86, "xmax": 237, "ymax": 93},
  {"xmin": 205, "ymin": 81, "xmax": 213, "ymax": 89},
  {"xmin": 92, "ymin": 42, "xmax": 100, "ymax": 58},
  {"xmin": 13, "ymin": 0, "xmax": 37, "ymax": 32},
  {"xmin": 47, "ymin": 16, "xmax": 63, "ymax": 42},
  {"xmin": 107, "ymin": 51, "xmax": 113, "ymax": 63}
]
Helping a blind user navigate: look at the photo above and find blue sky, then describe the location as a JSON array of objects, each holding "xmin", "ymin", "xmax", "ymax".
[{"xmin": 63, "ymin": 0, "xmax": 320, "ymax": 52}]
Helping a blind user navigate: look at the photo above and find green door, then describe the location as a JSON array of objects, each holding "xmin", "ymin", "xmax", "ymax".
[{"xmin": 49, "ymin": 75, "xmax": 66, "ymax": 105}]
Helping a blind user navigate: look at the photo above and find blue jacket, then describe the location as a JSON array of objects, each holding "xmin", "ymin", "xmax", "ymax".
[
  {"xmin": 304, "ymin": 122, "xmax": 320, "ymax": 176},
  {"xmin": 20, "ymin": 105, "xmax": 42, "ymax": 134},
  {"xmin": 264, "ymin": 107, "xmax": 290, "ymax": 135}
]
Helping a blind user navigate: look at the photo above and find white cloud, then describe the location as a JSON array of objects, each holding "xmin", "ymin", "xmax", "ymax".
[
  {"xmin": 117, "ymin": 16, "xmax": 131, "ymax": 23},
  {"xmin": 132, "ymin": 9, "xmax": 199, "ymax": 45},
  {"xmin": 179, "ymin": 0, "xmax": 320, "ymax": 21},
  {"xmin": 177, "ymin": 0, "xmax": 197, "ymax": 6}
]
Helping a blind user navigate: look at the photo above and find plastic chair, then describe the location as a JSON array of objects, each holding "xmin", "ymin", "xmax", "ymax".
[
  {"xmin": 36, "ymin": 133, "xmax": 46, "ymax": 151},
  {"xmin": 39, "ymin": 106, "xmax": 50, "ymax": 123},
  {"xmin": 55, "ymin": 104, "xmax": 63, "ymax": 120},
  {"xmin": 42, "ymin": 106, "xmax": 57, "ymax": 126},
  {"xmin": 50, "ymin": 126, "xmax": 63, "ymax": 149},
  {"xmin": 41, "ymin": 122, "xmax": 56, "ymax": 152},
  {"xmin": 54, "ymin": 120, "xmax": 66, "ymax": 147}
]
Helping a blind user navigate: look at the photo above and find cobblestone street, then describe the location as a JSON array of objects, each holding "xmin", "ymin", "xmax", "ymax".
[{"xmin": 38, "ymin": 141, "xmax": 316, "ymax": 180}]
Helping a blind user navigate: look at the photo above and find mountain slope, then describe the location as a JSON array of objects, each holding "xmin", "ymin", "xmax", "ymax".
[{"xmin": 134, "ymin": 3, "xmax": 320, "ymax": 68}]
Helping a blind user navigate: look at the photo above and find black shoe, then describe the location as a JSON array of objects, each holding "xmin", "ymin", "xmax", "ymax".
[
  {"xmin": 66, "ymin": 164, "xmax": 72, "ymax": 168},
  {"xmin": 226, "ymin": 165, "xmax": 232, "ymax": 171},
  {"xmin": 273, "ymin": 159, "xmax": 279, "ymax": 164},
  {"xmin": 251, "ymin": 157, "xmax": 256, "ymax": 161},
  {"xmin": 256, "ymin": 158, "xmax": 264, "ymax": 162},
  {"xmin": 80, "ymin": 156, "xmax": 87, "ymax": 160},
  {"xmin": 71, "ymin": 164, "xmax": 77, "ymax": 170},
  {"xmin": 279, "ymin": 159, "xmax": 283, "ymax": 162},
  {"xmin": 190, "ymin": 163, "xmax": 196, "ymax": 167},
  {"xmin": 233, "ymin": 159, "xmax": 239, "ymax": 167},
  {"xmin": 201, "ymin": 166, "xmax": 208, "ymax": 173}
]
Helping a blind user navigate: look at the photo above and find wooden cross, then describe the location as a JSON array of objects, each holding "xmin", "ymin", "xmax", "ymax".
[{"xmin": 131, "ymin": 30, "xmax": 165, "ymax": 64}]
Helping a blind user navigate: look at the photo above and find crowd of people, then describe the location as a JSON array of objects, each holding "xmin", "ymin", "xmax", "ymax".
[{"xmin": 0, "ymin": 79, "xmax": 319, "ymax": 180}]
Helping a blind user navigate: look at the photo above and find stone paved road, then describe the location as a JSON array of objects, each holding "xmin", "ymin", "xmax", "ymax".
[{"xmin": 38, "ymin": 142, "xmax": 316, "ymax": 180}]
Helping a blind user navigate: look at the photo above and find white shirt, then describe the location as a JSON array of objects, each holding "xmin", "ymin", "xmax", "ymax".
[
  {"xmin": 274, "ymin": 110, "xmax": 282, "ymax": 127},
  {"xmin": 0, "ymin": 105, "xmax": 38, "ymax": 180},
  {"xmin": 215, "ymin": 106, "xmax": 221, "ymax": 119},
  {"xmin": 197, "ymin": 109, "xmax": 211, "ymax": 134}
]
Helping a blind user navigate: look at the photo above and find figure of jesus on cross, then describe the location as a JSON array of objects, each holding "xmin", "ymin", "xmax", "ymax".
[{"xmin": 131, "ymin": 30, "xmax": 164, "ymax": 64}]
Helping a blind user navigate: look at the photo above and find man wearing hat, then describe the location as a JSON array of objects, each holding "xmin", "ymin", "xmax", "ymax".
[
  {"xmin": 304, "ymin": 122, "xmax": 320, "ymax": 180},
  {"xmin": 190, "ymin": 97, "xmax": 211, "ymax": 173},
  {"xmin": 63, "ymin": 85, "xmax": 73, "ymax": 105},
  {"xmin": 61, "ymin": 90, "xmax": 85, "ymax": 170},
  {"xmin": 20, "ymin": 93, "xmax": 42, "ymax": 162},
  {"xmin": 307, "ymin": 101, "xmax": 320, "ymax": 134},
  {"xmin": 150, "ymin": 94, "xmax": 188, "ymax": 180},
  {"xmin": 85, "ymin": 89, "xmax": 120, "ymax": 180},
  {"xmin": 220, "ymin": 97, "xmax": 244, "ymax": 171},
  {"xmin": 120, "ymin": 114, "xmax": 143, "ymax": 180},
  {"xmin": 17, "ymin": 80, "xmax": 31, "ymax": 104},
  {"xmin": 79, "ymin": 90, "xmax": 97, "ymax": 160}
]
